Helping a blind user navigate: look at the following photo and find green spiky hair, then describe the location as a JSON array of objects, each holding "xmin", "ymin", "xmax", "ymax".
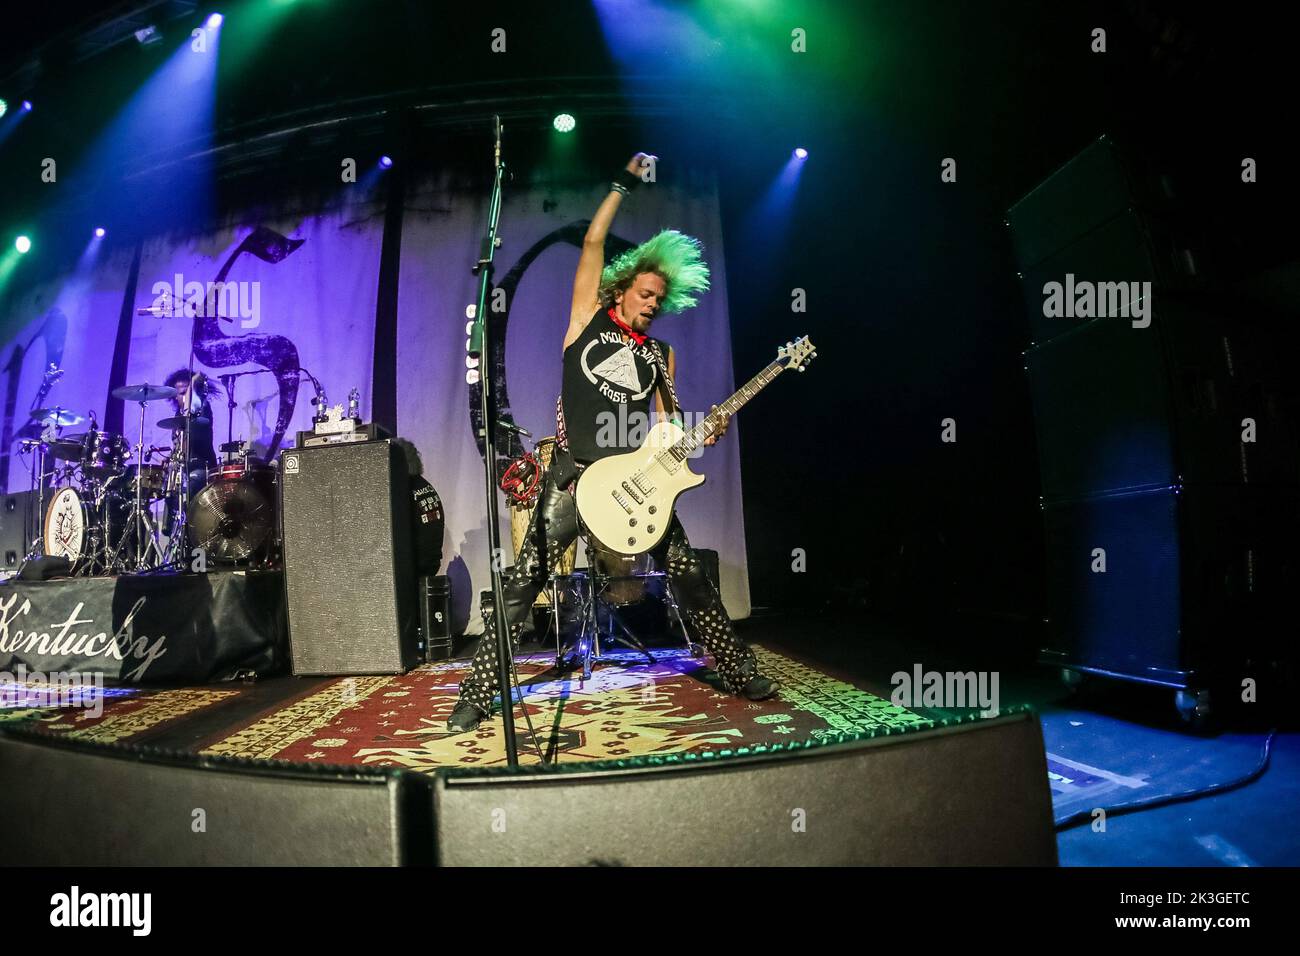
[{"xmin": 598, "ymin": 229, "xmax": 711, "ymax": 315}]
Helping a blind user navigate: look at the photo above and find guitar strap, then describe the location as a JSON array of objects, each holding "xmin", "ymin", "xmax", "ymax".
[{"xmin": 648, "ymin": 339, "xmax": 683, "ymax": 424}]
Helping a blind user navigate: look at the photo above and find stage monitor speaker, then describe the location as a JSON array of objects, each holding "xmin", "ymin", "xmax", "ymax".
[
  {"xmin": 1039, "ymin": 485, "xmax": 1297, "ymax": 688},
  {"xmin": 0, "ymin": 727, "xmax": 434, "ymax": 865},
  {"xmin": 433, "ymin": 712, "xmax": 1058, "ymax": 866},
  {"xmin": 280, "ymin": 439, "xmax": 418, "ymax": 675}
]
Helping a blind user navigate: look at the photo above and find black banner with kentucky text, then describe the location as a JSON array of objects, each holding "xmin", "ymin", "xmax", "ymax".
[{"xmin": 0, "ymin": 571, "xmax": 286, "ymax": 683}]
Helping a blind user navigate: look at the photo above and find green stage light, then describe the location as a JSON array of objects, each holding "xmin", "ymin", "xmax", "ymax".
[
  {"xmin": 15, "ymin": 235, "xmax": 31, "ymax": 254},
  {"xmin": 553, "ymin": 113, "xmax": 576, "ymax": 133},
  {"xmin": 0, "ymin": 99, "xmax": 7, "ymax": 118}
]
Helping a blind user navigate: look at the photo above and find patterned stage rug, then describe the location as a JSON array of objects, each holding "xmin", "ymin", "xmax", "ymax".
[
  {"xmin": 0, "ymin": 682, "xmax": 241, "ymax": 745},
  {"xmin": 202, "ymin": 645, "xmax": 931, "ymax": 771}
]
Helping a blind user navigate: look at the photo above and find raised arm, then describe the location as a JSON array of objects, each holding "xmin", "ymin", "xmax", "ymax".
[{"xmin": 566, "ymin": 152, "xmax": 653, "ymax": 349}]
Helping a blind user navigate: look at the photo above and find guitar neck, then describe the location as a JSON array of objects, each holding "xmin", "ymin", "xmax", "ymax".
[{"xmin": 670, "ymin": 360, "xmax": 785, "ymax": 458}]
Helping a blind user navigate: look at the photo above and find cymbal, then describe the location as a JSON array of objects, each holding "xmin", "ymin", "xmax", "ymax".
[
  {"xmin": 29, "ymin": 407, "xmax": 85, "ymax": 427},
  {"xmin": 157, "ymin": 415, "xmax": 211, "ymax": 430},
  {"xmin": 112, "ymin": 383, "xmax": 177, "ymax": 402}
]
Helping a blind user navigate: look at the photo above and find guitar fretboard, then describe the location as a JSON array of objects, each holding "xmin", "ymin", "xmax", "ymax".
[{"xmin": 666, "ymin": 360, "xmax": 785, "ymax": 461}]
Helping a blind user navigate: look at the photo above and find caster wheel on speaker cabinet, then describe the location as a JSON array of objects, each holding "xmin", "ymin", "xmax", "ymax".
[{"xmin": 1175, "ymin": 687, "xmax": 1213, "ymax": 731}]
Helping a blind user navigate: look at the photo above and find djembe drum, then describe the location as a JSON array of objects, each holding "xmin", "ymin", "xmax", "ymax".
[{"xmin": 507, "ymin": 437, "xmax": 578, "ymax": 606}]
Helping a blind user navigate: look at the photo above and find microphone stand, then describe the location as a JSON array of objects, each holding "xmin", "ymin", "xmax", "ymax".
[{"xmin": 469, "ymin": 115, "xmax": 519, "ymax": 768}]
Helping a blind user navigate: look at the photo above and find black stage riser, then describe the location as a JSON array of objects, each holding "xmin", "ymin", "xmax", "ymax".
[{"xmin": 0, "ymin": 571, "xmax": 287, "ymax": 683}]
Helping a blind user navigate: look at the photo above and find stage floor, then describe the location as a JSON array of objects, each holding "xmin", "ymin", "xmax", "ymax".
[{"xmin": 2, "ymin": 608, "xmax": 1295, "ymax": 865}]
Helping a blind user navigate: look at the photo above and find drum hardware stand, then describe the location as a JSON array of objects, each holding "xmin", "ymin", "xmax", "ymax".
[{"xmin": 14, "ymin": 436, "xmax": 54, "ymax": 574}]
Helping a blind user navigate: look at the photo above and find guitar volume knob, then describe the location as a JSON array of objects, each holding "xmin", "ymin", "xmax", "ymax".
[
  {"xmin": 628, "ymin": 537, "xmax": 636, "ymax": 546},
  {"xmin": 629, "ymin": 518, "xmax": 637, "ymax": 527}
]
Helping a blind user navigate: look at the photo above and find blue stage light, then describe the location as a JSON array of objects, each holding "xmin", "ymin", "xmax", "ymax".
[
  {"xmin": 379, "ymin": 155, "xmax": 393, "ymax": 168},
  {"xmin": 794, "ymin": 147, "xmax": 808, "ymax": 159},
  {"xmin": 206, "ymin": 13, "xmax": 224, "ymax": 28},
  {"xmin": 94, "ymin": 227, "xmax": 107, "ymax": 238}
]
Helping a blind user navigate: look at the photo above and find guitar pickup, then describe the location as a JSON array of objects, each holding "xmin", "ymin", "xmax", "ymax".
[
  {"xmin": 621, "ymin": 481, "xmax": 644, "ymax": 505},
  {"xmin": 611, "ymin": 490, "xmax": 633, "ymax": 514},
  {"xmin": 631, "ymin": 474, "xmax": 655, "ymax": 495}
]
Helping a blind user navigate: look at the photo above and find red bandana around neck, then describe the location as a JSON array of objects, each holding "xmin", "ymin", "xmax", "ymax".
[{"xmin": 607, "ymin": 307, "xmax": 647, "ymax": 345}]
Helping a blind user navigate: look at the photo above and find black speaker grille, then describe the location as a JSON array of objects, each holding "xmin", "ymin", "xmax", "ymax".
[{"xmin": 280, "ymin": 440, "xmax": 416, "ymax": 675}]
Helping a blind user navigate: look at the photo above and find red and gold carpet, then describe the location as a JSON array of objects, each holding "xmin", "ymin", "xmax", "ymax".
[{"xmin": 200, "ymin": 645, "xmax": 930, "ymax": 770}]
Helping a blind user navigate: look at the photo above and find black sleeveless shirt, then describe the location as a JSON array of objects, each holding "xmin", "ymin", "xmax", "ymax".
[{"xmin": 561, "ymin": 308, "xmax": 667, "ymax": 464}]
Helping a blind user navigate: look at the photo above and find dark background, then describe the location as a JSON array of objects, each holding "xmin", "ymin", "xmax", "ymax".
[{"xmin": 1, "ymin": 0, "xmax": 1293, "ymax": 634}]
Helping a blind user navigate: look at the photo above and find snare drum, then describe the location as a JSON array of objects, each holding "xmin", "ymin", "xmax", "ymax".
[
  {"xmin": 591, "ymin": 545, "xmax": 654, "ymax": 606},
  {"xmin": 112, "ymin": 463, "xmax": 169, "ymax": 499}
]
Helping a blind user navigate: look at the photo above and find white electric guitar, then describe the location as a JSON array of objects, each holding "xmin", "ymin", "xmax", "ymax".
[{"xmin": 575, "ymin": 335, "xmax": 817, "ymax": 556}]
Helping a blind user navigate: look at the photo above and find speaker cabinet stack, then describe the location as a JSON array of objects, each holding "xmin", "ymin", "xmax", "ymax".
[
  {"xmin": 280, "ymin": 439, "xmax": 419, "ymax": 675},
  {"xmin": 1008, "ymin": 136, "xmax": 1299, "ymax": 713}
]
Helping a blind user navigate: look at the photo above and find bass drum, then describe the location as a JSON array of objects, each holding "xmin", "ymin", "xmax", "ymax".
[
  {"xmin": 186, "ymin": 462, "xmax": 278, "ymax": 565},
  {"xmin": 509, "ymin": 437, "xmax": 577, "ymax": 606},
  {"xmin": 43, "ymin": 487, "xmax": 88, "ymax": 564}
]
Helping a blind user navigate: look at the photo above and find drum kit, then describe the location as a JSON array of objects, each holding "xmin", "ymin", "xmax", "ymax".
[{"xmin": 19, "ymin": 380, "xmax": 279, "ymax": 576}]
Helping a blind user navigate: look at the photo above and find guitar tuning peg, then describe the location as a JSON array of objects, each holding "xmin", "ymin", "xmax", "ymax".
[{"xmin": 797, "ymin": 366, "xmax": 805, "ymax": 372}]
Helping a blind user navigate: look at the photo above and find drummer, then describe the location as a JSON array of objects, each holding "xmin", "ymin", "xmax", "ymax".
[{"xmin": 164, "ymin": 368, "xmax": 219, "ymax": 504}]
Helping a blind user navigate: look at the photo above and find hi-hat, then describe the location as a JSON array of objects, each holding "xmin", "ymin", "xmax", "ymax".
[
  {"xmin": 29, "ymin": 407, "xmax": 85, "ymax": 427},
  {"xmin": 157, "ymin": 414, "xmax": 210, "ymax": 430},
  {"xmin": 112, "ymin": 384, "xmax": 177, "ymax": 403}
]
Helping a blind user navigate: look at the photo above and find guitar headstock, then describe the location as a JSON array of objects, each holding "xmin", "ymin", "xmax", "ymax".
[{"xmin": 777, "ymin": 335, "xmax": 817, "ymax": 372}]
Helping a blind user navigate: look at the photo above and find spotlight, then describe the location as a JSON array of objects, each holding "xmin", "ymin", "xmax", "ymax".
[
  {"xmin": 21, "ymin": 101, "xmax": 32, "ymax": 112},
  {"xmin": 133, "ymin": 25, "xmax": 162, "ymax": 45},
  {"xmin": 379, "ymin": 155, "xmax": 393, "ymax": 169},
  {"xmin": 206, "ymin": 13, "xmax": 223, "ymax": 28},
  {"xmin": 794, "ymin": 147, "xmax": 808, "ymax": 159},
  {"xmin": 94, "ymin": 227, "xmax": 106, "ymax": 238},
  {"xmin": 553, "ymin": 113, "xmax": 576, "ymax": 133},
  {"xmin": 15, "ymin": 236, "xmax": 31, "ymax": 254},
  {"xmin": 0, "ymin": 100, "xmax": 6, "ymax": 119}
]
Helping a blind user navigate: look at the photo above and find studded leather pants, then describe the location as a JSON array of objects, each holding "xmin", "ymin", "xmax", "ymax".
[{"xmin": 457, "ymin": 468, "xmax": 760, "ymax": 714}]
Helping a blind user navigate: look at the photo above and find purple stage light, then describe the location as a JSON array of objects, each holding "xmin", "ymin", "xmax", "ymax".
[
  {"xmin": 94, "ymin": 227, "xmax": 106, "ymax": 238},
  {"xmin": 206, "ymin": 13, "xmax": 223, "ymax": 28},
  {"xmin": 794, "ymin": 147, "xmax": 808, "ymax": 159},
  {"xmin": 379, "ymin": 155, "xmax": 394, "ymax": 168}
]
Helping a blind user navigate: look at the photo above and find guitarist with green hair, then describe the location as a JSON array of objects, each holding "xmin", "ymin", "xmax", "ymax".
[{"xmin": 447, "ymin": 152, "xmax": 778, "ymax": 733}]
